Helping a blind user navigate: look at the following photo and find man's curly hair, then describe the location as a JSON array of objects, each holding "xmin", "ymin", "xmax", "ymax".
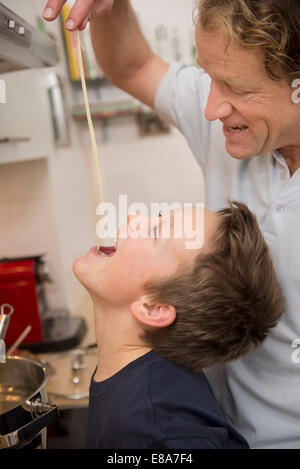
[{"xmin": 195, "ymin": 0, "xmax": 300, "ymax": 84}]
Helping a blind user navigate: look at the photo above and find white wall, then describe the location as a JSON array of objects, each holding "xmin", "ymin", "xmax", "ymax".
[
  {"xmin": 0, "ymin": 0, "xmax": 97, "ymax": 311},
  {"xmin": 0, "ymin": 0, "xmax": 204, "ymax": 315},
  {"xmin": 75, "ymin": 0, "xmax": 204, "ymax": 216},
  {"xmin": 132, "ymin": 0, "xmax": 197, "ymax": 64}
]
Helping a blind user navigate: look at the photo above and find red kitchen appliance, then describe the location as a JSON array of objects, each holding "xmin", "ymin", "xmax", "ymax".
[{"xmin": 0, "ymin": 255, "xmax": 86, "ymax": 353}]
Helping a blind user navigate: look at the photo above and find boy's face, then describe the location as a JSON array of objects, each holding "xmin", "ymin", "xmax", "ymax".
[{"xmin": 73, "ymin": 208, "xmax": 218, "ymax": 309}]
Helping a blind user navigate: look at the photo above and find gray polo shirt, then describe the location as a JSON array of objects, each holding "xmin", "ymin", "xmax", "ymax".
[{"xmin": 155, "ymin": 62, "xmax": 300, "ymax": 449}]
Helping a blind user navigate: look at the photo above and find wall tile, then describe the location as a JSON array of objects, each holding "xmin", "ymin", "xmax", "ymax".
[
  {"xmin": 7, "ymin": 198, "xmax": 58, "ymax": 253},
  {"xmin": 2, "ymin": 159, "xmax": 52, "ymax": 203}
]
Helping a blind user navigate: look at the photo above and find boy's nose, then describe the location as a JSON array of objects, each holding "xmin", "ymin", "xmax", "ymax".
[
  {"xmin": 127, "ymin": 212, "xmax": 140, "ymax": 224},
  {"xmin": 127, "ymin": 212, "xmax": 144, "ymax": 228},
  {"xmin": 127, "ymin": 213, "xmax": 153, "ymax": 238}
]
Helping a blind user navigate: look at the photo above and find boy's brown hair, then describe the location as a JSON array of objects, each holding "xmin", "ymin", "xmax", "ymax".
[{"xmin": 141, "ymin": 201, "xmax": 285, "ymax": 372}]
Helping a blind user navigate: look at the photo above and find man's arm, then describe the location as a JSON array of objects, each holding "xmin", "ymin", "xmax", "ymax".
[{"xmin": 90, "ymin": 0, "xmax": 169, "ymax": 109}]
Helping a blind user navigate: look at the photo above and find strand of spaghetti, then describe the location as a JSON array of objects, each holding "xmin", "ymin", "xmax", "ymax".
[{"xmin": 76, "ymin": 30, "xmax": 104, "ymax": 247}]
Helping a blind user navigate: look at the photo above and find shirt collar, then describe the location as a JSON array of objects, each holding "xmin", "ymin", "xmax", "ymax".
[{"xmin": 272, "ymin": 149, "xmax": 289, "ymax": 169}]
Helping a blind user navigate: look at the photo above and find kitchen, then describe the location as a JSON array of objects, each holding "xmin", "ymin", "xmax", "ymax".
[{"xmin": 0, "ymin": 0, "xmax": 203, "ymax": 449}]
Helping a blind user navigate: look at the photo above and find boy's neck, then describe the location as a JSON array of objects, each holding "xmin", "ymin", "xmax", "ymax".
[{"xmin": 92, "ymin": 302, "xmax": 152, "ymax": 383}]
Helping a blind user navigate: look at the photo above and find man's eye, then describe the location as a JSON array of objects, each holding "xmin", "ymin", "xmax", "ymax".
[{"xmin": 231, "ymin": 87, "xmax": 248, "ymax": 95}]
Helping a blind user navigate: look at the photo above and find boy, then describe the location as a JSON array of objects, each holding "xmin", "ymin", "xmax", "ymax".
[{"xmin": 73, "ymin": 201, "xmax": 285, "ymax": 449}]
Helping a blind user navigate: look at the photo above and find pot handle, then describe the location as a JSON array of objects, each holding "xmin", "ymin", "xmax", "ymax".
[{"xmin": 0, "ymin": 402, "xmax": 59, "ymax": 449}]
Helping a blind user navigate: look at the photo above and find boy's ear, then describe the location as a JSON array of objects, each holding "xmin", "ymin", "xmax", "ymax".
[{"xmin": 130, "ymin": 298, "xmax": 176, "ymax": 328}]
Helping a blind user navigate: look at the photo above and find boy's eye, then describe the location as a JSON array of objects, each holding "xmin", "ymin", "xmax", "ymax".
[
  {"xmin": 153, "ymin": 212, "xmax": 162, "ymax": 240},
  {"xmin": 153, "ymin": 211, "xmax": 163, "ymax": 240}
]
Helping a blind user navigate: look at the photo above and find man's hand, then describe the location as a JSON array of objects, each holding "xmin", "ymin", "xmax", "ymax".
[
  {"xmin": 44, "ymin": 0, "xmax": 168, "ymax": 109},
  {"xmin": 43, "ymin": 0, "xmax": 115, "ymax": 31}
]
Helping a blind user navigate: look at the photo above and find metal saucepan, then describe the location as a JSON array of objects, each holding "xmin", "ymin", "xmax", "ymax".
[{"xmin": 0, "ymin": 355, "xmax": 58, "ymax": 449}]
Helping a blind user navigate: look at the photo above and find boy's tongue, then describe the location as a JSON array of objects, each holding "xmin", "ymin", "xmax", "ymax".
[{"xmin": 98, "ymin": 246, "xmax": 116, "ymax": 256}]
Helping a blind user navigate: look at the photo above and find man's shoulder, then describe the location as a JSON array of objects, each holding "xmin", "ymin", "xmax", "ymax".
[{"xmin": 157, "ymin": 61, "xmax": 211, "ymax": 101}]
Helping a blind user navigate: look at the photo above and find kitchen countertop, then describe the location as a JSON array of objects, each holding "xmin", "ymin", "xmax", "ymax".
[{"xmin": 21, "ymin": 294, "xmax": 97, "ymax": 410}]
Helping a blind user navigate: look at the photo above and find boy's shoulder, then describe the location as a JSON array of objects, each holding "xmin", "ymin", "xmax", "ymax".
[
  {"xmin": 144, "ymin": 350, "xmax": 217, "ymax": 405},
  {"xmin": 143, "ymin": 351, "xmax": 249, "ymax": 449},
  {"xmin": 98, "ymin": 349, "xmax": 224, "ymax": 422},
  {"xmin": 88, "ymin": 351, "xmax": 249, "ymax": 449},
  {"xmin": 144, "ymin": 351, "xmax": 224, "ymax": 420}
]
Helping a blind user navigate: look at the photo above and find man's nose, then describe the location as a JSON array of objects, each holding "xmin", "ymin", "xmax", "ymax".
[{"xmin": 204, "ymin": 80, "xmax": 234, "ymax": 121}]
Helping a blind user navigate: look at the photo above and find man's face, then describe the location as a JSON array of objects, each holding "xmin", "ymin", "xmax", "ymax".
[
  {"xmin": 195, "ymin": 23, "xmax": 300, "ymax": 159},
  {"xmin": 73, "ymin": 208, "xmax": 218, "ymax": 309}
]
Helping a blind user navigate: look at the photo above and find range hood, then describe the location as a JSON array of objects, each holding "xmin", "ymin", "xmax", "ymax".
[{"xmin": 0, "ymin": 2, "xmax": 57, "ymax": 73}]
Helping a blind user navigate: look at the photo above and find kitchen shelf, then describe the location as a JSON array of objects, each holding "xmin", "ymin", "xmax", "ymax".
[{"xmin": 71, "ymin": 101, "xmax": 142, "ymax": 121}]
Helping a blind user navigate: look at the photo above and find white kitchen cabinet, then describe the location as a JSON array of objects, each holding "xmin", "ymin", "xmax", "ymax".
[
  {"xmin": 0, "ymin": 69, "xmax": 55, "ymax": 164},
  {"xmin": 0, "ymin": 0, "xmax": 39, "ymax": 27}
]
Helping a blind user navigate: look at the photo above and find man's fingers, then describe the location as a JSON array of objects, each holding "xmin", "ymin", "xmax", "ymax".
[
  {"xmin": 79, "ymin": 17, "xmax": 89, "ymax": 31},
  {"xmin": 43, "ymin": 0, "xmax": 67, "ymax": 21},
  {"xmin": 64, "ymin": 0, "xmax": 95, "ymax": 30},
  {"xmin": 43, "ymin": 0, "xmax": 115, "ymax": 30}
]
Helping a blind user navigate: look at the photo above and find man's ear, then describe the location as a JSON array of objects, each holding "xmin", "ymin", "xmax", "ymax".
[{"xmin": 130, "ymin": 297, "xmax": 176, "ymax": 328}]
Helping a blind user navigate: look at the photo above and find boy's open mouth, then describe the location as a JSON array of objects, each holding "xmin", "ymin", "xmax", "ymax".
[
  {"xmin": 98, "ymin": 245, "xmax": 116, "ymax": 257},
  {"xmin": 97, "ymin": 230, "xmax": 119, "ymax": 257}
]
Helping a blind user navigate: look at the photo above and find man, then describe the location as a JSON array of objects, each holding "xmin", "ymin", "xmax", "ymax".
[{"xmin": 44, "ymin": 0, "xmax": 300, "ymax": 448}]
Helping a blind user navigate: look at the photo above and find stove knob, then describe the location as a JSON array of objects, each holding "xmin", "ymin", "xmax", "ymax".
[
  {"xmin": 7, "ymin": 20, "xmax": 15, "ymax": 29},
  {"xmin": 16, "ymin": 26, "xmax": 25, "ymax": 35}
]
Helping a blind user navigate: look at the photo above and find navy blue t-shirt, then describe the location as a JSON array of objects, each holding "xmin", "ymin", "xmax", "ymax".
[{"xmin": 86, "ymin": 351, "xmax": 248, "ymax": 449}]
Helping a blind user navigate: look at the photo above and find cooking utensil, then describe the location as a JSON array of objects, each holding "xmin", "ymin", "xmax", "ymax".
[
  {"xmin": 0, "ymin": 304, "xmax": 14, "ymax": 340},
  {"xmin": 0, "ymin": 304, "xmax": 14, "ymax": 363},
  {"xmin": 6, "ymin": 325, "xmax": 32, "ymax": 356},
  {"xmin": 0, "ymin": 355, "xmax": 58, "ymax": 449}
]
